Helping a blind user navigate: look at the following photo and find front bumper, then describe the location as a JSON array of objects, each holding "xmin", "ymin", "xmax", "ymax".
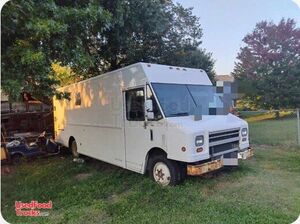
[
  {"xmin": 238, "ymin": 147, "xmax": 254, "ymax": 160},
  {"xmin": 187, "ymin": 147, "xmax": 254, "ymax": 176},
  {"xmin": 187, "ymin": 159, "xmax": 223, "ymax": 176}
]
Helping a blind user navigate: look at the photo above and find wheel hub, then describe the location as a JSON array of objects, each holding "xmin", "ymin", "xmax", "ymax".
[
  {"xmin": 153, "ymin": 162, "xmax": 171, "ymax": 186},
  {"xmin": 156, "ymin": 168, "xmax": 165, "ymax": 181}
]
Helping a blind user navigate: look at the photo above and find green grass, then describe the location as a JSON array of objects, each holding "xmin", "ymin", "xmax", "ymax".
[
  {"xmin": 2, "ymin": 145, "xmax": 300, "ymax": 224},
  {"xmin": 2, "ymin": 115, "xmax": 300, "ymax": 223},
  {"xmin": 249, "ymin": 117, "xmax": 298, "ymax": 146},
  {"xmin": 240, "ymin": 110, "xmax": 295, "ymax": 122},
  {"xmin": 239, "ymin": 110, "xmax": 267, "ymax": 119}
]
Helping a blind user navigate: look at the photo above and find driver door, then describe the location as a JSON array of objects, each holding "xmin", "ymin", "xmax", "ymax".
[{"xmin": 123, "ymin": 86, "xmax": 150, "ymax": 173}]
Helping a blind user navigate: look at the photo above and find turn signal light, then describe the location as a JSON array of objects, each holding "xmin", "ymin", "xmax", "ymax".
[{"xmin": 196, "ymin": 147, "xmax": 203, "ymax": 153}]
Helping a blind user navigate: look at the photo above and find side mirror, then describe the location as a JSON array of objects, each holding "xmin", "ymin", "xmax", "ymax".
[
  {"xmin": 145, "ymin": 99, "xmax": 154, "ymax": 120},
  {"xmin": 145, "ymin": 99, "xmax": 153, "ymax": 112},
  {"xmin": 147, "ymin": 112, "xmax": 154, "ymax": 120}
]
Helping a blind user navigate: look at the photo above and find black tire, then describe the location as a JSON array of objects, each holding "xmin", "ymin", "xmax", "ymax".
[
  {"xmin": 178, "ymin": 162, "xmax": 187, "ymax": 183},
  {"xmin": 70, "ymin": 139, "xmax": 79, "ymax": 158},
  {"xmin": 11, "ymin": 154, "xmax": 23, "ymax": 165},
  {"xmin": 148, "ymin": 154, "xmax": 181, "ymax": 186}
]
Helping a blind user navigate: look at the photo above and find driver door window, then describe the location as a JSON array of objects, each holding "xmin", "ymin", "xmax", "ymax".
[{"xmin": 126, "ymin": 88, "xmax": 145, "ymax": 121}]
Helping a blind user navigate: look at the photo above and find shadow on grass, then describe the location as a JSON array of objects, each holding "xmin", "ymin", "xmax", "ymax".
[{"xmin": 186, "ymin": 160, "xmax": 256, "ymax": 184}]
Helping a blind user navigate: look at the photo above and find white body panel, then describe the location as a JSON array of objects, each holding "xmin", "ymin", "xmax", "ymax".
[
  {"xmin": 54, "ymin": 63, "xmax": 147, "ymax": 168},
  {"xmin": 53, "ymin": 63, "xmax": 249, "ymax": 174},
  {"xmin": 143, "ymin": 64, "xmax": 212, "ymax": 85},
  {"xmin": 166, "ymin": 114, "xmax": 248, "ymax": 163}
]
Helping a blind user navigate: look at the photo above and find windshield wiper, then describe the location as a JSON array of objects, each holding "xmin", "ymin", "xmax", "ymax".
[{"xmin": 169, "ymin": 112, "xmax": 189, "ymax": 117}]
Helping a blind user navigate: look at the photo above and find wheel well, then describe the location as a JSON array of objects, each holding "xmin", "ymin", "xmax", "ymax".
[
  {"xmin": 148, "ymin": 147, "xmax": 167, "ymax": 157},
  {"xmin": 144, "ymin": 147, "xmax": 167, "ymax": 173},
  {"xmin": 68, "ymin": 136, "xmax": 75, "ymax": 148}
]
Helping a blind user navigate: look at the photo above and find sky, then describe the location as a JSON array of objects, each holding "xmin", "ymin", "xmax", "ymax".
[{"xmin": 176, "ymin": 0, "xmax": 300, "ymax": 75}]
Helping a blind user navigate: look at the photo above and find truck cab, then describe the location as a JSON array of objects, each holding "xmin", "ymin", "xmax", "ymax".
[{"xmin": 125, "ymin": 76, "xmax": 252, "ymax": 186}]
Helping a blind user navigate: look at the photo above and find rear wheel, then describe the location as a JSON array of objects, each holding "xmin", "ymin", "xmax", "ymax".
[
  {"xmin": 149, "ymin": 155, "xmax": 181, "ymax": 186},
  {"xmin": 70, "ymin": 140, "xmax": 79, "ymax": 158}
]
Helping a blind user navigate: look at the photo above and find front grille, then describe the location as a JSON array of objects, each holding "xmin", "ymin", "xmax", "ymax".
[
  {"xmin": 209, "ymin": 141, "xmax": 239, "ymax": 155},
  {"xmin": 209, "ymin": 128, "xmax": 240, "ymax": 155},
  {"xmin": 209, "ymin": 129, "xmax": 240, "ymax": 143}
]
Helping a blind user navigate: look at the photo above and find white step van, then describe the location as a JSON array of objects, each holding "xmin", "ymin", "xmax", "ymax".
[{"xmin": 53, "ymin": 63, "xmax": 253, "ymax": 186}]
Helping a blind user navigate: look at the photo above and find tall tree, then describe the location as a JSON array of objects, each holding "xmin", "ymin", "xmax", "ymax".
[
  {"xmin": 88, "ymin": 0, "xmax": 214, "ymax": 78},
  {"xmin": 233, "ymin": 18, "xmax": 300, "ymax": 109},
  {"xmin": 2, "ymin": 0, "xmax": 215, "ymax": 100},
  {"xmin": 1, "ymin": 0, "xmax": 111, "ymax": 101}
]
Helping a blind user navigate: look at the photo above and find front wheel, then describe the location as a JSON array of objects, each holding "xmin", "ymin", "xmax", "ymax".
[{"xmin": 149, "ymin": 155, "xmax": 181, "ymax": 186}]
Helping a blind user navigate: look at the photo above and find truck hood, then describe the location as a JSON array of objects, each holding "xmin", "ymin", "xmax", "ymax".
[{"xmin": 166, "ymin": 113, "xmax": 248, "ymax": 134}]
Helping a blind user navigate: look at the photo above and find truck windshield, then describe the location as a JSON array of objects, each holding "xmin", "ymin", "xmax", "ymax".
[{"xmin": 151, "ymin": 83, "xmax": 223, "ymax": 117}]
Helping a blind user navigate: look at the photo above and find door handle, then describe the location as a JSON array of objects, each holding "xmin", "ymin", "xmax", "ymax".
[{"xmin": 150, "ymin": 129, "xmax": 153, "ymax": 141}]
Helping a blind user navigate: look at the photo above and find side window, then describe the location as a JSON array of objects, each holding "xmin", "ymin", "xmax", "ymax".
[
  {"xmin": 146, "ymin": 85, "xmax": 163, "ymax": 120},
  {"xmin": 126, "ymin": 88, "xmax": 145, "ymax": 121},
  {"xmin": 75, "ymin": 92, "xmax": 81, "ymax": 106}
]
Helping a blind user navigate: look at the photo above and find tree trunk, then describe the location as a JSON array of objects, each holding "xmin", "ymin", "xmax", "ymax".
[
  {"xmin": 110, "ymin": 56, "xmax": 118, "ymax": 70},
  {"xmin": 9, "ymin": 102, "xmax": 12, "ymax": 113}
]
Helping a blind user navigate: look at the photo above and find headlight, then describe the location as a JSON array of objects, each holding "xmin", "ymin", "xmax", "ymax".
[
  {"xmin": 195, "ymin": 135, "xmax": 204, "ymax": 146},
  {"xmin": 241, "ymin": 128, "xmax": 248, "ymax": 137}
]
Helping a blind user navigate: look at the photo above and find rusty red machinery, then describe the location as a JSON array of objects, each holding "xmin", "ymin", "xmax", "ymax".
[{"xmin": 1, "ymin": 92, "xmax": 54, "ymax": 142}]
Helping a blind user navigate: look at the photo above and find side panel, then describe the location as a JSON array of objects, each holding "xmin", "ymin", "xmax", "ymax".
[{"xmin": 53, "ymin": 64, "xmax": 148, "ymax": 169}]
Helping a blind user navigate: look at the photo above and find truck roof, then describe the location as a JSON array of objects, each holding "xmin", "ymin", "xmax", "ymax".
[
  {"xmin": 140, "ymin": 63, "xmax": 212, "ymax": 85},
  {"xmin": 57, "ymin": 62, "xmax": 212, "ymax": 90}
]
